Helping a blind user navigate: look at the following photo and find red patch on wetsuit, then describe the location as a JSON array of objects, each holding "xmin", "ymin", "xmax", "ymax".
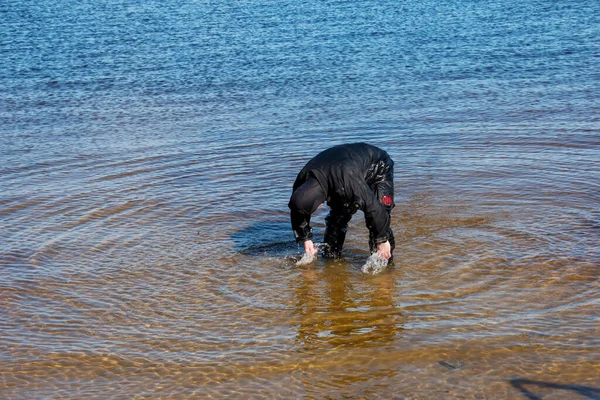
[{"xmin": 381, "ymin": 195, "xmax": 393, "ymax": 206}]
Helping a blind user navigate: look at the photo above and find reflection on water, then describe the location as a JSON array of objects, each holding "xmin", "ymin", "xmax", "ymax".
[{"xmin": 292, "ymin": 262, "xmax": 403, "ymax": 351}]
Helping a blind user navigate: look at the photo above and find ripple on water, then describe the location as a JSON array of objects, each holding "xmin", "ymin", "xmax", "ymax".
[{"xmin": 2, "ymin": 0, "xmax": 600, "ymax": 397}]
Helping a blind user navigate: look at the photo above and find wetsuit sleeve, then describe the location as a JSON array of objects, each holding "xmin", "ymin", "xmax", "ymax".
[
  {"xmin": 289, "ymin": 176, "xmax": 326, "ymax": 243},
  {"xmin": 289, "ymin": 209, "xmax": 313, "ymax": 242},
  {"xmin": 374, "ymin": 158, "xmax": 394, "ymax": 201},
  {"xmin": 289, "ymin": 174, "xmax": 313, "ymax": 242},
  {"xmin": 352, "ymin": 180, "xmax": 390, "ymax": 243}
]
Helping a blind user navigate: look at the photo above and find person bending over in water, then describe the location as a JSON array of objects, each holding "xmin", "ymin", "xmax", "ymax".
[{"xmin": 289, "ymin": 142, "xmax": 395, "ymax": 261}]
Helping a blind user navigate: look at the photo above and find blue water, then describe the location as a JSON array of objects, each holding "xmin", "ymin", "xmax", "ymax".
[{"xmin": 1, "ymin": 0, "xmax": 599, "ymax": 398}]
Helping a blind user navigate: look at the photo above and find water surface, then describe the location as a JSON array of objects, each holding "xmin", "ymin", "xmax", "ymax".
[{"xmin": 1, "ymin": 0, "xmax": 599, "ymax": 398}]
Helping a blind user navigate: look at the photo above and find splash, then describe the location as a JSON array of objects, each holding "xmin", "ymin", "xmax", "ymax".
[
  {"xmin": 296, "ymin": 251, "xmax": 317, "ymax": 266},
  {"xmin": 361, "ymin": 252, "xmax": 389, "ymax": 275},
  {"xmin": 295, "ymin": 242, "xmax": 324, "ymax": 266}
]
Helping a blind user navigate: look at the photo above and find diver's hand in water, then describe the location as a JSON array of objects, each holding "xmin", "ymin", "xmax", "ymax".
[
  {"xmin": 304, "ymin": 240, "xmax": 318, "ymax": 256},
  {"xmin": 377, "ymin": 241, "xmax": 391, "ymax": 260},
  {"xmin": 297, "ymin": 240, "xmax": 318, "ymax": 267}
]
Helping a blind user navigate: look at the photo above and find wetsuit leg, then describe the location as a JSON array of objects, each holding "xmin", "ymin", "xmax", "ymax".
[{"xmin": 323, "ymin": 209, "xmax": 353, "ymax": 259}]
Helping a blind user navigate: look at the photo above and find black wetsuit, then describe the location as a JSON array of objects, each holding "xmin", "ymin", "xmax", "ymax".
[{"xmin": 289, "ymin": 143, "xmax": 395, "ymax": 258}]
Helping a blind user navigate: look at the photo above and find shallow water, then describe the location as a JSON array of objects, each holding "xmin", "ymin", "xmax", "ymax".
[{"xmin": 1, "ymin": 0, "xmax": 600, "ymax": 398}]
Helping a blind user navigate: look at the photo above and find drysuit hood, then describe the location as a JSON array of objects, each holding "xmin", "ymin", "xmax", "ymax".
[{"xmin": 288, "ymin": 176, "xmax": 326, "ymax": 215}]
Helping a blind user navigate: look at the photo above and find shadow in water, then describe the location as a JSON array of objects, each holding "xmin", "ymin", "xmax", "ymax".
[
  {"xmin": 230, "ymin": 220, "xmax": 296, "ymax": 257},
  {"xmin": 510, "ymin": 378, "xmax": 600, "ymax": 400}
]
